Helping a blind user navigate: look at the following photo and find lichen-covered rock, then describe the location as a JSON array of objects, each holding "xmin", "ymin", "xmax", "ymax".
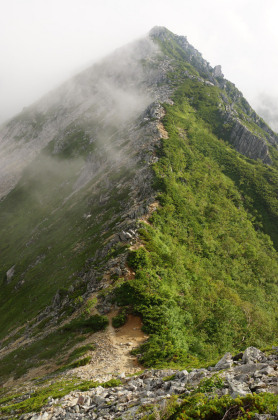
[
  {"xmin": 242, "ymin": 347, "xmax": 267, "ymax": 364},
  {"xmin": 227, "ymin": 378, "xmax": 251, "ymax": 398},
  {"xmin": 214, "ymin": 352, "xmax": 233, "ymax": 370}
]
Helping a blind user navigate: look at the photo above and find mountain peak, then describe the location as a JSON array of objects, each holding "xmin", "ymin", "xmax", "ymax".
[
  {"xmin": 149, "ymin": 25, "xmax": 188, "ymax": 44},
  {"xmin": 149, "ymin": 25, "xmax": 172, "ymax": 37}
]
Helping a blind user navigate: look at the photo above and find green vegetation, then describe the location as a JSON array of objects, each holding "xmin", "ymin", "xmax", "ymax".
[
  {"xmin": 153, "ymin": 29, "xmax": 277, "ymax": 149},
  {"xmin": 160, "ymin": 393, "xmax": 278, "ymax": 419},
  {"xmin": 50, "ymin": 126, "xmax": 94, "ymax": 158},
  {"xmin": 0, "ymin": 329, "xmax": 85, "ymax": 382},
  {"xmin": 63, "ymin": 314, "xmax": 109, "ymax": 333},
  {"xmin": 56, "ymin": 356, "xmax": 92, "ymax": 372},
  {"xmin": 0, "ymin": 116, "xmax": 134, "ymax": 380},
  {"xmin": 1, "ymin": 26, "xmax": 278, "ymax": 390},
  {"xmin": 113, "ymin": 78, "xmax": 278, "ymax": 368},
  {"xmin": 170, "ymin": 83, "xmax": 278, "ymax": 249},
  {"xmin": 0, "ymin": 378, "xmax": 121, "ymax": 417},
  {"xmin": 172, "ymin": 79, "xmax": 227, "ymax": 137},
  {"xmin": 112, "ymin": 32, "xmax": 278, "ymax": 368},
  {"xmin": 55, "ymin": 343, "xmax": 95, "ymax": 372},
  {"xmin": 0, "ymin": 314, "xmax": 106, "ymax": 383},
  {"xmin": 0, "ymin": 149, "xmax": 131, "ymax": 340},
  {"xmin": 196, "ymin": 375, "xmax": 224, "ymax": 393},
  {"xmin": 152, "ymin": 29, "xmax": 203, "ymax": 80},
  {"xmin": 67, "ymin": 344, "xmax": 95, "ymax": 361},
  {"xmin": 84, "ymin": 297, "xmax": 98, "ymax": 315},
  {"xmin": 112, "ymin": 309, "xmax": 128, "ymax": 328}
]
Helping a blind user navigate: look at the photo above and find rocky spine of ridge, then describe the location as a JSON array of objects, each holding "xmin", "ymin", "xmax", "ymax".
[{"xmin": 150, "ymin": 26, "xmax": 278, "ymax": 164}]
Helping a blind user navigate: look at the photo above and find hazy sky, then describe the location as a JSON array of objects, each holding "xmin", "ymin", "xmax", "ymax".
[{"xmin": 1, "ymin": 0, "xmax": 278, "ymax": 130}]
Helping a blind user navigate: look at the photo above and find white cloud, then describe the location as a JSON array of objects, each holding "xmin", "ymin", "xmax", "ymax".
[{"xmin": 0, "ymin": 0, "xmax": 278, "ymax": 130}]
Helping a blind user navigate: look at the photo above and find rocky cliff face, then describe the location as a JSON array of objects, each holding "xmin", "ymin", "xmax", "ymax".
[
  {"xmin": 150, "ymin": 26, "xmax": 278, "ymax": 164},
  {"xmin": 228, "ymin": 119, "xmax": 272, "ymax": 164}
]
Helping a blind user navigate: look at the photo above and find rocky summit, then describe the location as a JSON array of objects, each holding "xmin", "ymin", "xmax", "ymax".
[{"xmin": 1, "ymin": 27, "xmax": 278, "ymax": 419}]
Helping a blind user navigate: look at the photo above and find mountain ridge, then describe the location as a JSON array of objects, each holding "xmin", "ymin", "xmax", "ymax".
[
  {"xmin": 1, "ymin": 26, "xmax": 277, "ymax": 200},
  {"xmin": 1, "ymin": 26, "xmax": 278, "ymax": 418}
]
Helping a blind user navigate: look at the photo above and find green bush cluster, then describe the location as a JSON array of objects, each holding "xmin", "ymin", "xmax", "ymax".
[
  {"xmin": 112, "ymin": 309, "xmax": 128, "ymax": 328},
  {"xmin": 56, "ymin": 344, "xmax": 95, "ymax": 372},
  {"xmin": 168, "ymin": 393, "xmax": 278, "ymax": 419},
  {"xmin": 56, "ymin": 356, "xmax": 92, "ymax": 372},
  {"xmin": 196, "ymin": 375, "xmax": 224, "ymax": 393},
  {"xmin": 127, "ymin": 248, "xmax": 150, "ymax": 270},
  {"xmin": 63, "ymin": 314, "xmax": 108, "ymax": 333}
]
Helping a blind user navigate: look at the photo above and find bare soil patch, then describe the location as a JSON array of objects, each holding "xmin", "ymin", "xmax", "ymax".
[{"xmin": 65, "ymin": 312, "xmax": 147, "ymax": 382}]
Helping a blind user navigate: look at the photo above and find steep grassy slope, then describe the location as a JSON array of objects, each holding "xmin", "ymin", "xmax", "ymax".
[
  {"xmin": 0, "ymin": 34, "xmax": 169, "ymax": 384},
  {"xmin": 0, "ymin": 112, "xmax": 157, "ymax": 382},
  {"xmin": 111, "ymin": 29, "xmax": 278, "ymax": 367},
  {"xmin": 113, "ymin": 94, "xmax": 278, "ymax": 367}
]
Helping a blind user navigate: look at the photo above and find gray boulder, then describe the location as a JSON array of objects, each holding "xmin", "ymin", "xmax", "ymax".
[
  {"xmin": 242, "ymin": 347, "xmax": 266, "ymax": 364},
  {"xmin": 214, "ymin": 352, "xmax": 233, "ymax": 370},
  {"xmin": 227, "ymin": 378, "xmax": 251, "ymax": 398},
  {"xmin": 234, "ymin": 363, "xmax": 267, "ymax": 375}
]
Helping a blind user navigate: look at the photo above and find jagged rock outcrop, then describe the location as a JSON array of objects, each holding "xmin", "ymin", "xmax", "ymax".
[
  {"xmin": 150, "ymin": 26, "xmax": 278, "ymax": 164},
  {"xmin": 213, "ymin": 65, "xmax": 224, "ymax": 78},
  {"xmin": 229, "ymin": 119, "xmax": 272, "ymax": 164}
]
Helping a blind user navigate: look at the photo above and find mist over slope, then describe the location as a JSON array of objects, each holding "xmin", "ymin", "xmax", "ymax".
[
  {"xmin": 0, "ymin": 36, "xmax": 165, "ymax": 199},
  {"xmin": 255, "ymin": 93, "xmax": 278, "ymax": 133},
  {"xmin": 0, "ymin": 27, "xmax": 278, "ymax": 397}
]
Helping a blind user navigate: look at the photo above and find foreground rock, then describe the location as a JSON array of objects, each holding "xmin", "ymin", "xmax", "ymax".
[{"xmin": 8, "ymin": 346, "xmax": 278, "ymax": 419}]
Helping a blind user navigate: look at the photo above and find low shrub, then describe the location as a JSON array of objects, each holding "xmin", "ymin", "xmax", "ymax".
[
  {"xmin": 170, "ymin": 393, "xmax": 278, "ymax": 419},
  {"xmin": 63, "ymin": 314, "xmax": 108, "ymax": 333},
  {"xmin": 112, "ymin": 309, "xmax": 128, "ymax": 328}
]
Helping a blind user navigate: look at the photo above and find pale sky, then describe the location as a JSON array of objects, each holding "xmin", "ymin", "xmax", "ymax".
[{"xmin": 1, "ymin": 0, "xmax": 278, "ymax": 130}]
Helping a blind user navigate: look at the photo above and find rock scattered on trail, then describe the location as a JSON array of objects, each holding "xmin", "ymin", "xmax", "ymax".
[{"xmin": 9, "ymin": 346, "xmax": 278, "ymax": 419}]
